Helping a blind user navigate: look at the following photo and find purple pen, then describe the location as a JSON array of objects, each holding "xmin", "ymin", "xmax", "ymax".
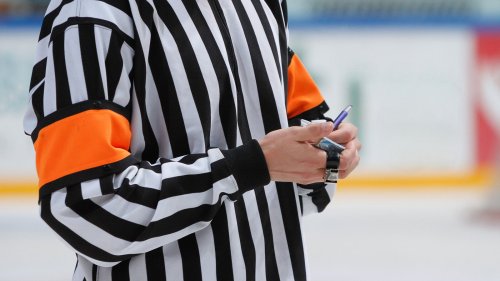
[{"xmin": 332, "ymin": 105, "xmax": 352, "ymax": 130}]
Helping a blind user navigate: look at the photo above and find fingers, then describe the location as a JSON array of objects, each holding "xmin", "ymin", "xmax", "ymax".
[
  {"xmin": 337, "ymin": 140, "xmax": 361, "ymax": 179},
  {"xmin": 292, "ymin": 122, "xmax": 333, "ymax": 142},
  {"xmin": 259, "ymin": 121, "xmax": 361, "ymax": 184},
  {"xmin": 327, "ymin": 122, "xmax": 358, "ymax": 144}
]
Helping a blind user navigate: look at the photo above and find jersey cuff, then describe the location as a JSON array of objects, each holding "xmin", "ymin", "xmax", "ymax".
[{"xmin": 221, "ymin": 140, "xmax": 271, "ymax": 195}]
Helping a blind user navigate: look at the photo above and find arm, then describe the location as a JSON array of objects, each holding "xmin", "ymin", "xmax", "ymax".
[
  {"xmin": 25, "ymin": 19, "xmax": 270, "ymax": 267},
  {"xmin": 286, "ymin": 48, "xmax": 361, "ymax": 215},
  {"xmin": 25, "ymin": 15, "xmax": 339, "ymax": 266}
]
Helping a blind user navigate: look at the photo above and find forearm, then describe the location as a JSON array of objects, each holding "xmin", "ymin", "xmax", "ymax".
[{"xmin": 40, "ymin": 141, "xmax": 270, "ymax": 266}]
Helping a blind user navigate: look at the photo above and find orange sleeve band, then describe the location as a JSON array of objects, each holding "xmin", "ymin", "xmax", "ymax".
[
  {"xmin": 287, "ymin": 54, "xmax": 325, "ymax": 119},
  {"xmin": 34, "ymin": 109, "xmax": 132, "ymax": 188}
]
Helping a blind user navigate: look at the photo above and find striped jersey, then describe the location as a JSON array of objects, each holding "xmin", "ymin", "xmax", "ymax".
[{"xmin": 24, "ymin": 0, "xmax": 335, "ymax": 280}]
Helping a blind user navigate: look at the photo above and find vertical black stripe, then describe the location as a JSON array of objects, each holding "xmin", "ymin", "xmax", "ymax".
[
  {"xmin": 264, "ymin": 0, "xmax": 289, "ymax": 103},
  {"xmin": 145, "ymin": 248, "xmax": 167, "ymax": 281},
  {"xmin": 30, "ymin": 58, "xmax": 47, "ymax": 90},
  {"xmin": 178, "ymin": 235, "xmax": 203, "ymax": 281},
  {"xmin": 282, "ymin": 0, "xmax": 288, "ymax": 27},
  {"xmin": 111, "ymin": 260, "xmax": 131, "ymax": 281},
  {"xmin": 79, "ymin": 24, "xmax": 106, "ymax": 100},
  {"xmin": 38, "ymin": 0, "xmax": 74, "ymax": 40},
  {"xmin": 209, "ymin": 0, "xmax": 253, "ymax": 143},
  {"xmin": 182, "ymin": 0, "xmax": 238, "ymax": 148},
  {"xmin": 92, "ymin": 264, "xmax": 98, "ymax": 281},
  {"xmin": 99, "ymin": 175, "xmax": 115, "ymax": 195},
  {"xmin": 234, "ymin": 199, "xmax": 256, "ymax": 281},
  {"xmin": 65, "ymin": 184, "xmax": 84, "ymax": 206},
  {"xmin": 250, "ymin": 0, "xmax": 282, "ymax": 81},
  {"xmin": 232, "ymin": 0, "xmax": 282, "ymax": 134},
  {"xmin": 131, "ymin": 3, "xmax": 160, "ymax": 161},
  {"xmin": 299, "ymin": 195, "xmax": 304, "ymax": 215},
  {"xmin": 276, "ymin": 182, "xmax": 307, "ymax": 281},
  {"xmin": 254, "ymin": 187, "xmax": 280, "ymax": 281},
  {"xmin": 154, "ymin": 0, "xmax": 212, "ymax": 150},
  {"xmin": 211, "ymin": 207, "xmax": 235, "ymax": 281},
  {"xmin": 32, "ymin": 82, "xmax": 45, "ymax": 119},
  {"xmin": 105, "ymin": 31, "xmax": 125, "ymax": 101},
  {"xmin": 52, "ymin": 32, "xmax": 72, "ymax": 109},
  {"xmin": 148, "ymin": 23, "xmax": 190, "ymax": 158}
]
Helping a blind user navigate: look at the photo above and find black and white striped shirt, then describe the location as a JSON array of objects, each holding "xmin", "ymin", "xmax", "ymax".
[{"xmin": 24, "ymin": 0, "xmax": 335, "ymax": 280}]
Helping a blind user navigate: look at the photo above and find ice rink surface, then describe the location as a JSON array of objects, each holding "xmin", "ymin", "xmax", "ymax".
[{"xmin": 1, "ymin": 188, "xmax": 499, "ymax": 281}]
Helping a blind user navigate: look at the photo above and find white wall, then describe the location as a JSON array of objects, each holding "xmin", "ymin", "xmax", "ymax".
[
  {"xmin": 290, "ymin": 27, "xmax": 475, "ymax": 175},
  {"xmin": 0, "ymin": 29, "xmax": 38, "ymax": 182},
  {"xmin": 0, "ymin": 27, "xmax": 478, "ymax": 184}
]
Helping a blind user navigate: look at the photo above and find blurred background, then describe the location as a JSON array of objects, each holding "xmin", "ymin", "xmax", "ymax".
[{"xmin": 1, "ymin": 0, "xmax": 500, "ymax": 280}]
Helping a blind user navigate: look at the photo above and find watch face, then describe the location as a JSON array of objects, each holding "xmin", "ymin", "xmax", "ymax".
[{"xmin": 316, "ymin": 138, "xmax": 345, "ymax": 156}]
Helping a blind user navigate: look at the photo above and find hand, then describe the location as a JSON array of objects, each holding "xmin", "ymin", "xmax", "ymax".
[
  {"xmin": 258, "ymin": 122, "xmax": 333, "ymax": 185},
  {"xmin": 326, "ymin": 122, "xmax": 361, "ymax": 179}
]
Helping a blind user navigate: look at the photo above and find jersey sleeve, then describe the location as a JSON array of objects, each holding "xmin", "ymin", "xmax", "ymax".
[
  {"xmin": 286, "ymin": 48, "xmax": 336, "ymax": 215},
  {"xmin": 24, "ymin": 13, "xmax": 270, "ymax": 266},
  {"xmin": 286, "ymin": 48, "xmax": 330, "ymax": 121}
]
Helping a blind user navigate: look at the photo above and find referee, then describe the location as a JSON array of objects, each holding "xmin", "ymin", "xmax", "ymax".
[{"xmin": 24, "ymin": 0, "xmax": 361, "ymax": 280}]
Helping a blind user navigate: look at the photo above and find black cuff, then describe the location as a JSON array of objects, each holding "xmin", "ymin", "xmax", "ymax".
[{"xmin": 221, "ymin": 140, "xmax": 271, "ymax": 193}]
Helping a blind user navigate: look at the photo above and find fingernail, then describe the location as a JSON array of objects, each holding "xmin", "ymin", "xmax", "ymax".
[{"xmin": 321, "ymin": 122, "xmax": 329, "ymax": 132}]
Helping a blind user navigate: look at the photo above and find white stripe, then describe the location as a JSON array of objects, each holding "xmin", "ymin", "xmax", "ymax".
[
  {"xmin": 91, "ymin": 194, "xmax": 155, "ymax": 226},
  {"xmin": 219, "ymin": 0, "xmax": 266, "ymax": 139},
  {"xmin": 129, "ymin": 87, "xmax": 146, "ymax": 157},
  {"xmin": 80, "ymin": 178, "xmax": 103, "ymax": 199},
  {"xmin": 225, "ymin": 202, "xmax": 246, "ymax": 281},
  {"xmin": 64, "ymin": 26, "xmax": 88, "ymax": 104},
  {"xmin": 45, "ymin": 0, "xmax": 63, "ymax": 16},
  {"xmin": 98, "ymin": 266, "xmax": 112, "ymax": 281},
  {"xmin": 241, "ymin": 0, "xmax": 282, "ymax": 90},
  {"xmin": 122, "ymin": 165, "xmax": 162, "ymax": 191},
  {"xmin": 242, "ymin": 0, "xmax": 288, "ymax": 129},
  {"xmin": 112, "ymin": 44, "xmax": 134, "ymax": 107},
  {"xmin": 129, "ymin": 255, "xmax": 148, "ymax": 281},
  {"xmin": 161, "ymin": 149, "xmax": 224, "ymax": 180},
  {"xmin": 242, "ymin": 191, "xmax": 266, "ymax": 281},
  {"xmin": 299, "ymin": 195, "xmax": 318, "ymax": 216},
  {"xmin": 152, "ymin": 176, "xmax": 235, "ymax": 222},
  {"xmin": 142, "ymin": 65, "xmax": 173, "ymax": 158},
  {"xmin": 260, "ymin": 2, "xmax": 284, "ymax": 79},
  {"xmin": 51, "ymin": 1, "xmax": 78, "ymax": 29},
  {"xmin": 197, "ymin": 0, "xmax": 239, "ymax": 103},
  {"xmin": 196, "ymin": 226, "xmax": 217, "ymax": 281},
  {"xmin": 23, "ymin": 99, "xmax": 38, "ymax": 135},
  {"xmin": 94, "ymin": 25, "xmax": 112, "ymax": 99},
  {"xmin": 196, "ymin": 1, "xmax": 245, "ymax": 148},
  {"xmin": 264, "ymin": 184, "xmax": 295, "ymax": 280},
  {"xmin": 170, "ymin": 1, "xmax": 227, "ymax": 149},
  {"xmin": 153, "ymin": 14, "xmax": 206, "ymax": 154},
  {"xmin": 325, "ymin": 183, "xmax": 336, "ymax": 201},
  {"xmin": 163, "ymin": 242, "xmax": 184, "ymax": 281},
  {"xmin": 43, "ymin": 43, "xmax": 57, "ymax": 116},
  {"xmin": 80, "ymin": 0, "xmax": 134, "ymax": 38},
  {"xmin": 76, "ymin": 255, "xmax": 94, "ymax": 281},
  {"xmin": 71, "ymin": 268, "xmax": 85, "ymax": 281},
  {"xmin": 34, "ymin": 36, "xmax": 50, "ymax": 66}
]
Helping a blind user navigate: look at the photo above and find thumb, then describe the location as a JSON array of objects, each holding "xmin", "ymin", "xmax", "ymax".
[{"xmin": 293, "ymin": 121, "xmax": 333, "ymax": 142}]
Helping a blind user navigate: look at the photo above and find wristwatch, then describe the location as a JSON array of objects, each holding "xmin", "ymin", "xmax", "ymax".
[
  {"xmin": 324, "ymin": 151, "xmax": 341, "ymax": 183},
  {"xmin": 315, "ymin": 138, "xmax": 343, "ymax": 183}
]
